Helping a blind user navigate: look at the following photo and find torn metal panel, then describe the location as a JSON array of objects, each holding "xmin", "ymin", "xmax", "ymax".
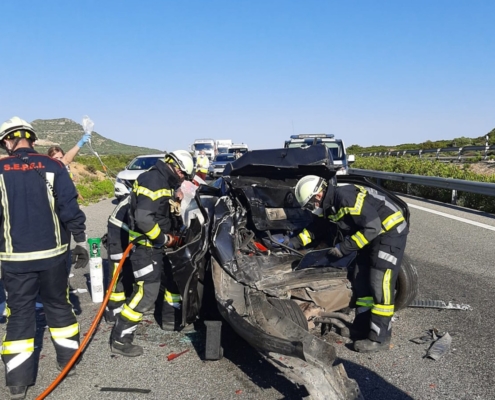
[{"xmin": 408, "ymin": 299, "xmax": 472, "ymax": 311}]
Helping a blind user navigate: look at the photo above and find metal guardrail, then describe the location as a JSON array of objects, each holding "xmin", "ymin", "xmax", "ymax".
[
  {"xmin": 359, "ymin": 137, "xmax": 495, "ymax": 160},
  {"xmin": 349, "ymin": 168, "xmax": 495, "ymax": 203}
]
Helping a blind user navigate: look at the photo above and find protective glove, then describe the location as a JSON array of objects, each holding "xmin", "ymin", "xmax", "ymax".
[
  {"xmin": 327, "ymin": 245, "xmax": 344, "ymax": 258},
  {"xmin": 72, "ymin": 242, "xmax": 89, "ymax": 269},
  {"xmin": 77, "ymin": 132, "xmax": 91, "ymax": 148}
]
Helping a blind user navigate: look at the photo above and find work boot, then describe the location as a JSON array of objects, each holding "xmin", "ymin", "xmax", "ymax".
[
  {"xmin": 353, "ymin": 337, "xmax": 391, "ymax": 353},
  {"xmin": 57, "ymin": 362, "xmax": 77, "ymax": 377},
  {"xmin": 9, "ymin": 386, "xmax": 27, "ymax": 400},
  {"xmin": 110, "ymin": 340, "xmax": 143, "ymax": 357}
]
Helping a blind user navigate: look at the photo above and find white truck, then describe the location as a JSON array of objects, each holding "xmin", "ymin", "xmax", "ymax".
[
  {"xmin": 216, "ymin": 139, "xmax": 233, "ymax": 154},
  {"xmin": 284, "ymin": 134, "xmax": 355, "ymax": 175},
  {"xmin": 191, "ymin": 139, "xmax": 216, "ymax": 160},
  {"xmin": 227, "ymin": 143, "xmax": 249, "ymax": 158}
]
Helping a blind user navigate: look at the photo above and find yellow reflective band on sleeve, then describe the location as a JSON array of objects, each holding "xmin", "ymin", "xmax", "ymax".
[
  {"xmin": 110, "ymin": 292, "xmax": 126, "ymax": 302},
  {"xmin": 129, "ymin": 281, "xmax": 144, "ymax": 309},
  {"xmin": 356, "ymin": 296, "xmax": 374, "ymax": 307},
  {"xmin": 49, "ymin": 323, "xmax": 79, "ymax": 340},
  {"xmin": 383, "ymin": 269, "xmax": 392, "ymax": 305},
  {"xmin": 146, "ymin": 223, "xmax": 161, "ymax": 240},
  {"xmin": 164, "ymin": 290, "xmax": 182, "ymax": 307},
  {"xmin": 121, "ymin": 304, "xmax": 143, "ymax": 322},
  {"xmin": 382, "ymin": 211, "xmax": 405, "ymax": 231},
  {"xmin": 298, "ymin": 229, "xmax": 313, "ymax": 246},
  {"xmin": 351, "ymin": 231, "xmax": 369, "ymax": 249},
  {"xmin": 129, "ymin": 230, "xmax": 152, "ymax": 247},
  {"xmin": 328, "ymin": 186, "xmax": 367, "ymax": 222},
  {"xmin": 371, "ymin": 304, "xmax": 395, "ymax": 317},
  {"xmin": 1, "ymin": 338, "xmax": 34, "ymax": 355},
  {"xmin": 133, "ymin": 182, "xmax": 173, "ymax": 201}
]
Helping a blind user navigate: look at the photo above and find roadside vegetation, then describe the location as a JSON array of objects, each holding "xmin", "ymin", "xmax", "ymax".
[{"xmin": 353, "ymin": 156, "xmax": 495, "ymax": 213}]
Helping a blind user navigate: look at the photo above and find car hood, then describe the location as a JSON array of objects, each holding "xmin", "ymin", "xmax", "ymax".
[{"xmin": 117, "ymin": 169, "xmax": 147, "ymax": 180}]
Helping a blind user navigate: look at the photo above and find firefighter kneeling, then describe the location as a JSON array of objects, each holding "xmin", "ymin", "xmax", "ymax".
[
  {"xmin": 109, "ymin": 150, "xmax": 194, "ymax": 357},
  {"xmin": 294, "ymin": 175, "xmax": 409, "ymax": 353}
]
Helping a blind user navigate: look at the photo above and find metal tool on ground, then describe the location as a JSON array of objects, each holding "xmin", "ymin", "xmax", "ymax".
[{"xmin": 408, "ymin": 299, "xmax": 473, "ymax": 311}]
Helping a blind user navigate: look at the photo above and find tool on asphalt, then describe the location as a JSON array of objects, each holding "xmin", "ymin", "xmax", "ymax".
[
  {"xmin": 35, "ymin": 238, "xmax": 141, "ymax": 400},
  {"xmin": 166, "ymin": 349, "xmax": 189, "ymax": 361},
  {"xmin": 99, "ymin": 387, "xmax": 152, "ymax": 393},
  {"xmin": 408, "ymin": 299, "xmax": 473, "ymax": 311},
  {"xmin": 88, "ymin": 237, "xmax": 104, "ymax": 303}
]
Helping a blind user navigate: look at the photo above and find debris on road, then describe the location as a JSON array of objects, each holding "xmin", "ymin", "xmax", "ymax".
[
  {"xmin": 408, "ymin": 299, "xmax": 472, "ymax": 311},
  {"xmin": 426, "ymin": 332, "xmax": 452, "ymax": 361},
  {"xmin": 100, "ymin": 387, "xmax": 152, "ymax": 393},
  {"xmin": 167, "ymin": 349, "xmax": 189, "ymax": 361},
  {"xmin": 410, "ymin": 328, "xmax": 441, "ymax": 344}
]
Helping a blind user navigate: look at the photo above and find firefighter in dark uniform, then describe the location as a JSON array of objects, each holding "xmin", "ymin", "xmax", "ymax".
[
  {"xmin": 0, "ymin": 117, "xmax": 89, "ymax": 399},
  {"xmin": 110, "ymin": 150, "xmax": 194, "ymax": 357},
  {"xmin": 295, "ymin": 175, "xmax": 409, "ymax": 353},
  {"xmin": 103, "ymin": 195, "xmax": 133, "ymax": 324}
]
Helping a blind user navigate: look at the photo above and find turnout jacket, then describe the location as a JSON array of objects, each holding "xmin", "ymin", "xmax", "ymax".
[
  {"xmin": 0, "ymin": 148, "xmax": 86, "ymax": 272},
  {"xmin": 322, "ymin": 184, "xmax": 408, "ymax": 255},
  {"xmin": 129, "ymin": 159, "xmax": 180, "ymax": 246},
  {"xmin": 107, "ymin": 195, "xmax": 131, "ymax": 260}
]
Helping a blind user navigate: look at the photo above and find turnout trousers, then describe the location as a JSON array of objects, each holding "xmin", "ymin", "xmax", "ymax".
[
  {"xmin": 106, "ymin": 257, "xmax": 133, "ymax": 319},
  {"xmin": 111, "ymin": 246, "xmax": 181, "ymax": 343},
  {"xmin": 1, "ymin": 258, "xmax": 79, "ymax": 387},
  {"xmin": 353, "ymin": 233, "xmax": 408, "ymax": 343}
]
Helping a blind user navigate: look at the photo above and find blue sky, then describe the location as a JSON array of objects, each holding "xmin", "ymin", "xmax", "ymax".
[{"xmin": 1, "ymin": 1, "xmax": 494, "ymax": 151}]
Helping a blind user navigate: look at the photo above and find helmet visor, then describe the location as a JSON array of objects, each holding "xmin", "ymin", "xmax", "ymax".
[{"xmin": 303, "ymin": 194, "xmax": 320, "ymax": 211}]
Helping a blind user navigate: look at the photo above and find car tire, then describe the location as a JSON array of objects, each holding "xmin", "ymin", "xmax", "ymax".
[
  {"xmin": 268, "ymin": 298, "xmax": 308, "ymax": 331},
  {"xmin": 394, "ymin": 254, "xmax": 419, "ymax": 311}
]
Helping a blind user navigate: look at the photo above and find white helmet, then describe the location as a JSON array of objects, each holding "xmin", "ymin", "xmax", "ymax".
[
  {"xmin": 166, "ymin": 150, "xmax": 194, "ymax": 179},
  {"xmin": 0, "ymin": 116, "xmax": 37, "ymax": 142},
  {"xmin": 294, "ymin": 175, "xmax": 328, "ymax": 210}
]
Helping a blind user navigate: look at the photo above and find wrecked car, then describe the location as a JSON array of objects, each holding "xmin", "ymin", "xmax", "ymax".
[{"xmin": 167, "ymin": 145, "xmax": 418, "ymax": 400}]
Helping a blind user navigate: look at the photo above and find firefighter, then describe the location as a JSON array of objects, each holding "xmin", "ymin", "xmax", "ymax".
[
  {"xmin": 110, "ymin": 150, "xmax": 194, "ymax": 357},
  {"xmin": 294, "ymin": 175, "xmax": 409, "ymax": 353},
  {"xmin": 0, "ymin": 117, "xmax": 88, "ymax": 399},
  {"xmin": 195, "ymin": 150, "xmax": 209, "ymax": 181},
  {"xmin": 103, "ymin": 195, "xmax": 133, "ymax": 324}
]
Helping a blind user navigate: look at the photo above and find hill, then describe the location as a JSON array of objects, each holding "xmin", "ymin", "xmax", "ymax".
[
  {"xmin": 347, "ymin": 127, "xmax": 495, "ymax": 154},
  {"xmin": 31, "ymin": 118, "xmax": 162, "ymax": 155}
]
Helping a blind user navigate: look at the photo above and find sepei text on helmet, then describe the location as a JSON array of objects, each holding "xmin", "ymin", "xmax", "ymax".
[
  {"xmin": 294, "ymin": 175, "xmax": 329, "ymax": 211},
  {"xmin": 0, "ymin": 116, "xmax": 38, "ymax": 142},
  {"xmin": 165, "ymin": 150, "xmax": 194, "ymax": 179}
]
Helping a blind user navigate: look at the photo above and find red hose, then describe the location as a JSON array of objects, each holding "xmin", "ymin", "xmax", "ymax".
[{"xmin": 36, "ymin": 242, "xmax": 134, "ymax": 400}]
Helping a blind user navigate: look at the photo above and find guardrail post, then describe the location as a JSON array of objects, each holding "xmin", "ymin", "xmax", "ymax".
[{"xmin": 451, "ymin": 190, "xmax": 458, "ymax": 205}]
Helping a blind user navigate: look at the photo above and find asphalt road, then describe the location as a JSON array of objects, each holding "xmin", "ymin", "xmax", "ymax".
[{"xmin": 1, "ymin": 194, "xmax": 494, "ymax": 400}]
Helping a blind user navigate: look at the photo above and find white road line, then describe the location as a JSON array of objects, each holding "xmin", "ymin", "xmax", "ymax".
[{"xmin": 407, "ymin": 203, "xmax": 495, "ymax": 232}]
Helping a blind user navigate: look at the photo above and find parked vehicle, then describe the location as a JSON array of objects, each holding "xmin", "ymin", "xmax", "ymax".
[
  {"xmin": 191, "ymin": 139, "xmax": 216, "ymax": 160},
  {"xmin": 227, "ymin": 143, "xmax": 248, "ymax": 156},
  {"xmin": 208, "ymin": 153, "xmax": 236, "ymax": 178},
  {"xmin": 114, "ymin": 154, "xmax": 165, "ymax": 200},
  {"xmin": 284, "ymin": 134, "xmax": 355, "ymax": 175},
  {"xmin": 166, "ymin": 146, "xmax": 417, "ymax": 399},
  {"xmin": 215, "ymin": 139, "xmax": 233, "ymax": 154}
]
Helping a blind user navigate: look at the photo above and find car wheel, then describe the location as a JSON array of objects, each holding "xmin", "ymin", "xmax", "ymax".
[
  {"xmin": 394, "ymin": 254, "xmax": 419, "ymax": 310},
  {"xmin": 268, "ymin": 298, "xmax": 309, "ymax": 331}
]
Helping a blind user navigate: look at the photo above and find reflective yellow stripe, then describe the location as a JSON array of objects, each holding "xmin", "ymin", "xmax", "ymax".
[
  {"xmin": 0, "ymin": 176, "xmax": 13, "ymax": 254},
  {"xmin": 328, "ymin": 186, "xmax": 367, "ymax": 222},
  {"xmin": 164, "ymin": 290, "xmax": 181, "ymax": 304},
  {"xmin": 382, "ymin": 211, "xmax": 405, "ymax": 231},
  {"xmin": 372, "ymin": 304, "xmax": 394, "ymax": 316},
  {"xmin": 110, "ymin": 292, "xmax": 126, "ymax": 302},
  {"xmin": 383, "ymin": 269, "xmax": 392, "ymax": 305},
  {"xmin": 45, "ymin": 172, "xmax": 61, "ymax": 248},
  {"xmin": 298, "ymin": 229, "xmax": 313, "ymax": 246},
  {"xmin": 121, "ymin": 304, "xmax": 143, "ymax": 322},
  {"xmin": 1, "ymin": 338, "xmax": 35, "ymax": 355},
  {"xmin": 351, "ymin": 231, "xmax": 368, "ymax": 249},
  {"xmin": 146, "ymin": 223, "xmax": 161, "ymax": 240},
  {"xmin": 50, "ymin": 323, "xmax": 79, "ymax": 339},
  {"xmin": 356, "ymin": 296, "xmax": 374, "ymax": 307},
  {"xmin": 129, "ymin": 230, "xmax": 152, "ymax": 247},
  {"xmin": 129, "ymin": 281, "xmax": 144, "ymax": 309},
  {"xmin": 197, "ymin": 168, "xmax": 208, "ymax": 173},
  {"xmin": 133, "ymin": 182, "xmax": 173, "ymax": 201},
  {"xmin": 0, "ymin": 244, "xmax": 68, "ymax": 261}
]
